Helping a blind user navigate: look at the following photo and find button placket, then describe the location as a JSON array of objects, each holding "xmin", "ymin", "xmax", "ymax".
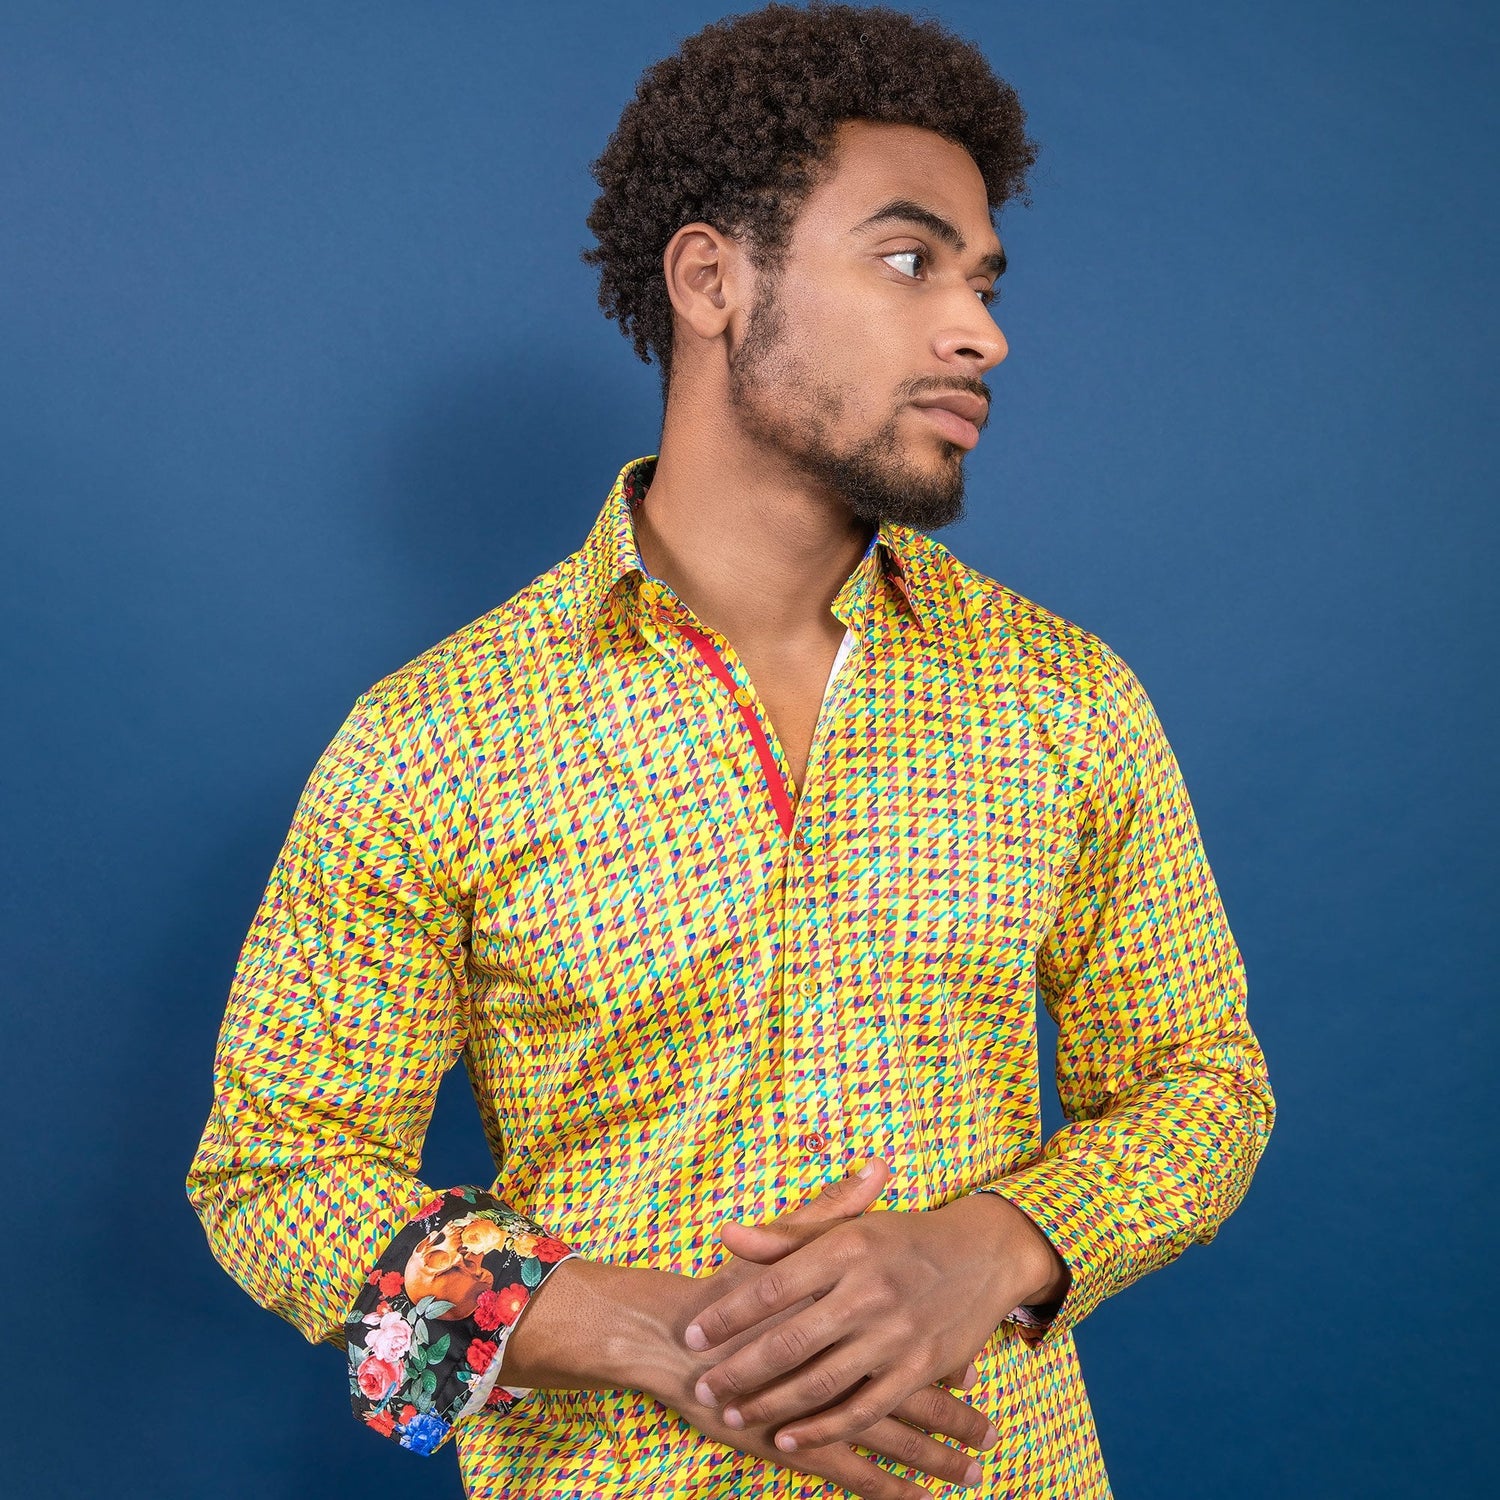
[
  {"xmin": 629, "ymin": 592, "xmax": 766, "ymax": 847},
  {"xmin": 785, "ymin": 617, "xmax": 865, "ymax": 846},
  {"xmin": 671, "ymin": 620, "xmax": 798, "ymax": 838},
  {"xmin": 783, "ymin": 843, "xmax": 844, "ymax": 1163}
]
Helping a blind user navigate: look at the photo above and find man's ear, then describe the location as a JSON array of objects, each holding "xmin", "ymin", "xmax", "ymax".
[{"xmin": 662, "ymin": 222, "xmax": 742, "ymax": 343}]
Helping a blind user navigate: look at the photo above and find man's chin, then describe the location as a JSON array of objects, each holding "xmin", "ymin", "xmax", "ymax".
[
  {"xmin": 834, "ymin": 451, "xmax": 967, "ymax": 531},
  {"xmin": 735, "ymin": 391, "xmax": 968, "ymax": 530}
]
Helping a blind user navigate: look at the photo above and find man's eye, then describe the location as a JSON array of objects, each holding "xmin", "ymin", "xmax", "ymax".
[{"xmin": 884, "ymin": 249, "xmax": 925, "ymax": 278}]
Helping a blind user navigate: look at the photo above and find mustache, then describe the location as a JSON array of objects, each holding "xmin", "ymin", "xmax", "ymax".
[{"xmin": 903, "ymin": 375, "xmax": 992, "ymax": 418}]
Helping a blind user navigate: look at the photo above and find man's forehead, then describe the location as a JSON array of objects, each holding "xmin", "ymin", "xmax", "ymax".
[{"xmin": 810, "ymin": 120, "xmax": 998, "ymax": 249}]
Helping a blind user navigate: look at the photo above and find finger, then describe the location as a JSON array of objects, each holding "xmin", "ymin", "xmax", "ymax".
[
  {"xmin": 684, "ymin": 1245, "xmax": 839, "ymax": 1352},
  {"xmin": 890, "ymin": 1382, "xmax": 999, "ymax": 1455},
  {"xmin": 774, "ymin": 1362, "xmax": 927, "ymax": 1451},
  {"xmin": 934, "ymin": 1359, "xmax": 981, "ymax": 1392},
  {"xmin": 855, "ymin": 1414, "xmax": 987, "ymax": 1491},
  {"xmin": 717, "ymin": 1157, "xmax": 892, "ymax": 1265},
  {"xmin": 775, "ymin": 1155, "xmax": 890, "ymax": 1224},
  {"xmin": 700, "ymin": 1307, "xmax": 858, "ymax": 1416},
  {"xmin": 716, "ymin": 1218, "xmax": 798, "ymax": 1265},
  {"xmin": 782, "ymin": 1440, "xmax": 934, "ymax": 1500}
]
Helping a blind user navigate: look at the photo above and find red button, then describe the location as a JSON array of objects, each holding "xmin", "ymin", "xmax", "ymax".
[{"xmin": 801, "ymin": 1130, "xmax": 829, "ymax": 1153}]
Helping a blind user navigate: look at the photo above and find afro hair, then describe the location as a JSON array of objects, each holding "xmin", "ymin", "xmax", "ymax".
[{"xmin": 582, "ymin": 1, "xmax": 1040, "ymax": 395}]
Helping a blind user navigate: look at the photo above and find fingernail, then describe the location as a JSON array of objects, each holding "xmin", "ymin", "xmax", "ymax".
[
  {"xmin": 684, "ymin": 1323, "xmax": 708, "ymax": 1351},
  {"xmin": 964, "ymin": 1460, "xmax": 982, "ymax": 1486},
  {"xmin": 981, "ymin": 1424, "xmax": 999, "ymax": 1451},
  {"xmin": 857, "ymin": 1157, "xmax": 877, "ymax": 1178},
  {"xmin": 776, "ymin": 1432, "xmax": 798, "ymax": 1452},
  {"xmin": 694, "ymin": 1377, "xmax": 718, "ymax": 1407},
  {"xmin": 723, "ymin": 1406, "xmax": 744, "ymax": 1429}
]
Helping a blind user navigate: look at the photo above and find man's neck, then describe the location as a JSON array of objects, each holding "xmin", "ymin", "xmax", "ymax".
[{"xmin": 632, "ymin": 420, "xmax": 874, "ymax": 655}]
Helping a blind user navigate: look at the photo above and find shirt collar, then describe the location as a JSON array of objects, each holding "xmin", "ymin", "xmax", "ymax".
[{"xmin": 573, "ymin": 454, "xmax": 934, "ymax": 649}]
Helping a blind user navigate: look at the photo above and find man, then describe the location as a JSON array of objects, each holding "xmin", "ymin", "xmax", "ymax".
[{"xmin": 187, "ymin": 4, "xmax": 1275, "ymax": 1497}]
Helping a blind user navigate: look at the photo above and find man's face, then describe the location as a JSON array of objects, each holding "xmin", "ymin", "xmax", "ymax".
[{"xmin": 726, "ymin": 119, "xmax": 1009, "ymax": 531}]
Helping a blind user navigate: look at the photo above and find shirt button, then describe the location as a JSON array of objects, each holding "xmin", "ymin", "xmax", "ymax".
[
  {"xmin": 733, "ymin": 687, "xmax": 753, "ymax": 707},
  {"xmin": 801, "ymin": 1130, "xmax": 830, "ymax": 1154},
  {"xmin": 792, "ymin": 829, "xmax": 811, "ymax": 851}
]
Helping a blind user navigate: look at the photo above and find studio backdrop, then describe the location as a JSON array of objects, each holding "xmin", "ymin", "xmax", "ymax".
[{"xmin": 3, "ymin": 2, "xmax": 1492, "ymax": 1496}]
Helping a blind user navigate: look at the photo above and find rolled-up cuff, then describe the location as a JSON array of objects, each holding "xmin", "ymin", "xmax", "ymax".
[{"xmin": 345, "ymin": 1186, "xmax": 578, "ymax": 1454}]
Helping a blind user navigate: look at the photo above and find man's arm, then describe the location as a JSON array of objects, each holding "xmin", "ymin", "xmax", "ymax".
[
  {"xmin": 674, "ymin": 644, "xmax": 1276, "ymax": 1452},
  {"xmin": 187, "ymin": 690, "xmax": 465, "ymax": 1346},
  {"xmin": 186, "ymin": 688, "xmax": 576, "ymax": 1456},
  {"xmin": 971, "ymin": 643, "xmax": 1277, "ymax": 1346}
]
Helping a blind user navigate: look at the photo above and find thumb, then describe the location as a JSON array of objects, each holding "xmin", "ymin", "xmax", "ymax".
[{"xmin": 718, "ymin": 1156, "xmax": 890, "ymax": 1263}]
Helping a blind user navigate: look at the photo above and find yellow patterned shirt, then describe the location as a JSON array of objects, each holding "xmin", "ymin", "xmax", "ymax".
[{"xmin": 188, "ymin": 454, "xmax": 1275, "ymax": 1497}]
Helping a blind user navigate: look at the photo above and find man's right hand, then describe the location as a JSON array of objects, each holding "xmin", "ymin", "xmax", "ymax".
[
  {"xmin": 503, "ymin": 1161, "xmax": 999, "ymax": 1498},
  {"xmin": 628, "ymin": 1160, "xmax": 998, "ymax": 1499}
]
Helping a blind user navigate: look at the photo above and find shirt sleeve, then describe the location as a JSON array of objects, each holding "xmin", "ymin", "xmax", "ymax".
[
  {"xmin": 972, "ymin": 645, "xmax": 1276, "ymax": 1348},
  {"xmin": 185, "ymin": 689, "xmax": 576, "ymax": 1453}
]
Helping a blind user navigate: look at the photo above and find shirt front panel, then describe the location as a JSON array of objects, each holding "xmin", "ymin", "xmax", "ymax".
[
  {"xmin": 360, "ymin": 456, "xmax": 1111, "ymax": 1495},
  {"xmin": 456, "ymin": 480, "xmax": 1072, "ymax": 1235}
]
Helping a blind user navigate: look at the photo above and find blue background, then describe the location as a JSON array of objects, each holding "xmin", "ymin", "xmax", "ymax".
[{"xmin": 4, "ymin": 2, "xmax": 1493, "ymax": 1495}]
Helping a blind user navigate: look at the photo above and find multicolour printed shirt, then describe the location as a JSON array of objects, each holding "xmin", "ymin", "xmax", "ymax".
[{"xmin": 187, "ymin": 454, "xmax": 1275, "ymax": 1497}]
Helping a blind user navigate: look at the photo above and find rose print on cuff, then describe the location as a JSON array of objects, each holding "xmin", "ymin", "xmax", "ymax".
[{"xmin": 345, "ymin": 1186, "xmax": 577, "ymax": 1455}]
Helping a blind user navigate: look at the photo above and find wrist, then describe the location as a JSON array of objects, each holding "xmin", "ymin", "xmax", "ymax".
[
  {"xmin": 942, "ymin": 1190, "xmax": 1069, "ymax": 1307},
  {"xmin": 502, "ymin": 1258, "xmax": 696, "ymax": 1397},
  {"xmin": 594, "ymin": 1264, "xmax": 702, "ymax": 1398}
]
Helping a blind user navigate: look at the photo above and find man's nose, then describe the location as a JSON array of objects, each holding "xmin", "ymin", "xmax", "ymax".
[
  {"xmin": 934, "ymin": 304, "xmax": 1008, "ymax": 373},
  {"xmin": 936, "ymin": 282, "xmax": 1008, "ymax": 373}
]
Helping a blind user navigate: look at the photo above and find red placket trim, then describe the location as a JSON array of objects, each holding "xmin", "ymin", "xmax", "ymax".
[{"xmin": 673, "ymin": 621, "xmax": 797, "ymax": 838}]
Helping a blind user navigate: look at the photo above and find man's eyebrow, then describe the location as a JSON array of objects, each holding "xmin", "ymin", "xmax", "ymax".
[{"xmin": 852, "ymin": 197, "xmax": 1007, "ymax": 277}]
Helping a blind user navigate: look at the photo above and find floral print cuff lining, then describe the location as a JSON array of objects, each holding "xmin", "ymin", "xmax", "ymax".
[
  {"xmin": 346, "ymin": 1186, "xmax": 578, "ymax": 1455},
  {"xmin": 1007, "ymin": 1303, "xmax": 1051, "ymax": 1329}
]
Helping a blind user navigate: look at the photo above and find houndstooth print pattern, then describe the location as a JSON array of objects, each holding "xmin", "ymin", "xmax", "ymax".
[{"xmin": 188, "ymin": 454, "xmax": 1275, "ymax": 1496}]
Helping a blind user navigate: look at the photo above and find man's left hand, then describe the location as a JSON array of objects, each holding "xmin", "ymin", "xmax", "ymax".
[{"xmin": 682, "ymin": 1177, "xmax": 1067, "ymax": 1454}]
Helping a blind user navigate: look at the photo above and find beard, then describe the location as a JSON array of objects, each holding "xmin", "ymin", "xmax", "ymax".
[{"xmin": 725, "ymin": 273, "xmax": 970, "ymax": 532}]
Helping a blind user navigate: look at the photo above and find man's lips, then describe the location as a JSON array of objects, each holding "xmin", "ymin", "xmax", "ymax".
[{"xmin": 909, "ymin": 392, "xmax": 988, "ymax": 450}]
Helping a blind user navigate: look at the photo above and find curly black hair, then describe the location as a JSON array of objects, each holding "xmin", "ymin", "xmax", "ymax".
[{"xmin": 581, "ymin": 1, "xmax": 1040, "ymax": 396}]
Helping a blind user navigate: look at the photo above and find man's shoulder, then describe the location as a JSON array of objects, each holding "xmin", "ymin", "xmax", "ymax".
[
  {"xmin": 924, "ymin": 537, "xmax": 1128, "ymax": 697},
  {"xmin": 351, "ymin": 553, "xmax": 585, "ymax": 735}
]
